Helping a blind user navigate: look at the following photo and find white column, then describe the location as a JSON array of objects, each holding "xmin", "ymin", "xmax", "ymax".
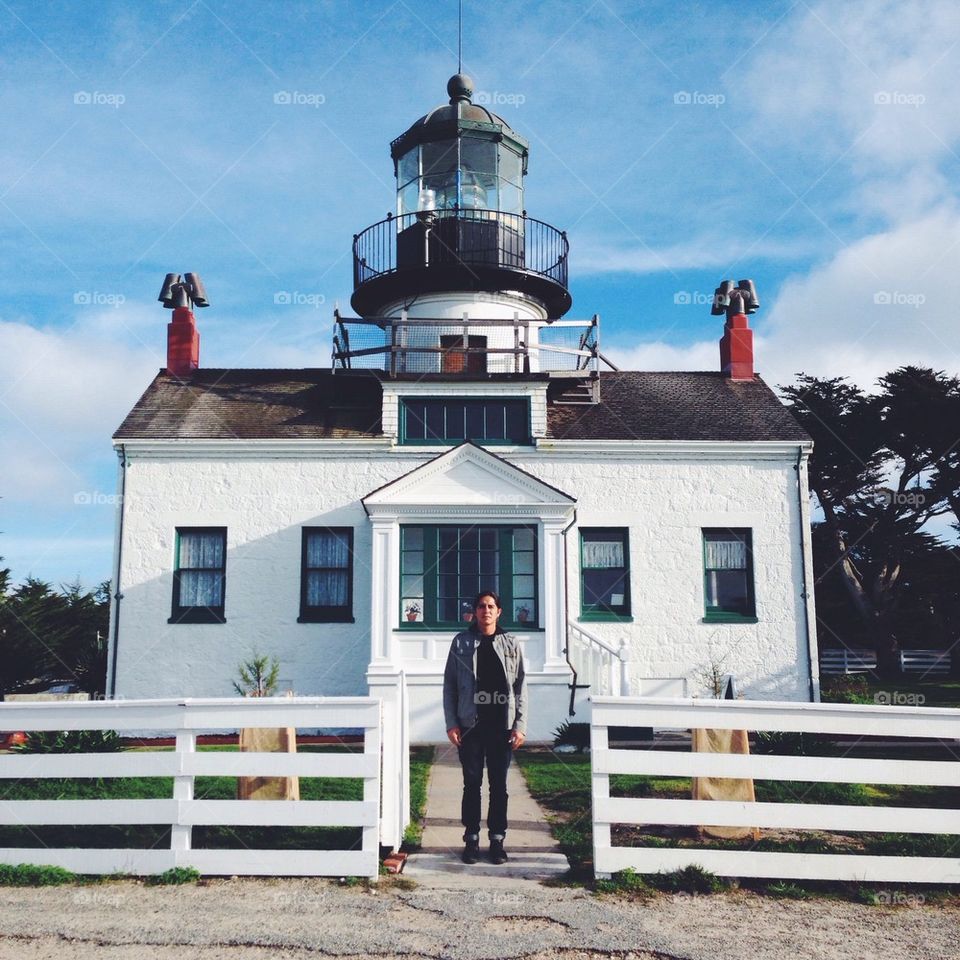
[
  {"xmin": 369, "ymin": 515, "xmax": 399, "ymax": 670},
  {"xmin": 541, "ymin": 517, "xmax": 570, "ymax": 673}
]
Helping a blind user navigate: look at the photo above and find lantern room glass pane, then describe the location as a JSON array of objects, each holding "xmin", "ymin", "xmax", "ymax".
[
  {"xmin": 398, "ymin": 148, "xmax": 419, "ymax": 187},
  {"xmin": 460, "ymin": 137, "xmax": 496, "ymax": 182},
  {"xmin": 498, "ymin": 146, "xmax": 523, "ymax": 186},
  {"xmin": 422, "ymin": 141, "xmax": 459, "ymax": 176}
]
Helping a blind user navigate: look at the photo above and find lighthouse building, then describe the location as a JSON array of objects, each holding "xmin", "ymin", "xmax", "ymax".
[{"xmin": 107, "ymin": 75, "xmax": 819, "ymax": 749}]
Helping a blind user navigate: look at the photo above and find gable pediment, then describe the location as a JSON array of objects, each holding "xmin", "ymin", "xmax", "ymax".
[{"xmin": 363, "ymin": 443, "xmax": 575, "ymax": 515}]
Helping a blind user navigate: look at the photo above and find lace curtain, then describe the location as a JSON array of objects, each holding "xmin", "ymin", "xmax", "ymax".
[
  {"xmin": 306, "ymin": 530, "xmax": 350, "ymax": 606},
  {"xmin": 178, "ymin": 531, "xmax": 224, "ymax": 607},
  {"xmin": 704, "ymin": 539, "xmax": 747, "ymax": 570},
  {"xmin": 583, "ymin": 539, "xmax": 624, "ymax": 568}
]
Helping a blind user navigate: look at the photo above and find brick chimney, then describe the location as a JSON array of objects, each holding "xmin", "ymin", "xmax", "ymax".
[
  {"xmin": 166, "ymin": 306, "xmax": 200, "ymax": 376},
  {"xmin": 719, "ymin": 311, "xmax": 754, "ymax": 380},
  {"xmin": 159, "ymin": 272, "xmax": 208, "ymax": 377},
  {"xmin": 712, "ymin": 279, "xmax": 758, "ymax": 381}
]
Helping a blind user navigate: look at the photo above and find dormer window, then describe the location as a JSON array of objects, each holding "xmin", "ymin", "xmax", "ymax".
[{"xmin": 400, "ymin": 397, "xmax": 530, "ymax": 445}]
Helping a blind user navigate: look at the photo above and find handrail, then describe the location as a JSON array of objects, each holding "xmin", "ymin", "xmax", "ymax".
[
  {"xmin": 565, "ymin": 620, "xmax": 630, "ymax": 711},
  {"xmin": 352, "ymin": 209, "xmax": 569, "ymax": 291}
]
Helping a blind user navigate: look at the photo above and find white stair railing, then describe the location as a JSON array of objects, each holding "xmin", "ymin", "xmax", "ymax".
[{"xmin": 565, "ymin": 620, "xmax": 630, "ymax": 697}]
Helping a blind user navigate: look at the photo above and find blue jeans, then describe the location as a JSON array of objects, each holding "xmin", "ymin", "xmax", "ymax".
[{"xmin": 457, "ymin": 721, "xmax": 512, "ymax": 840}]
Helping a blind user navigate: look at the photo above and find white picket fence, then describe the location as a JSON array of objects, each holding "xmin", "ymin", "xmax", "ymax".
[
  {"xmin": 820, "ymin": 648, "xmax": 952, "ymax": 676},
  {"xmin": 591, "ymin": 696, "xmax": 960, "ymax": 883},
  {"xmin": 0, "ymin": 697, "xmax": 382, "ymax": 879}
]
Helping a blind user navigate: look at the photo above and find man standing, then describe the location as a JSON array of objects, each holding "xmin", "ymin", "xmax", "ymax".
[{"xmin": 443, "ymin": 590, "xmax": 527, "ymax": 864}]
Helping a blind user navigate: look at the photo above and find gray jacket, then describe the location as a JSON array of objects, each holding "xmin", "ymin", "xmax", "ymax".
[{"xmin": 443, "ymin": 629, "xmax": 528, "ymax": 735}]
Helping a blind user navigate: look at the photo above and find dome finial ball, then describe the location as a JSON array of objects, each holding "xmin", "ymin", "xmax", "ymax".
[{"xmin": 447, "ymin": 73, "xmax": 473, "ymax": 103}]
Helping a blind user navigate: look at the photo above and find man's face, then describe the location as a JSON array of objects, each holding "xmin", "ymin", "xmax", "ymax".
[{"xmin": 474, "ymin": 595, "xmax": 501, "ymax": 633}]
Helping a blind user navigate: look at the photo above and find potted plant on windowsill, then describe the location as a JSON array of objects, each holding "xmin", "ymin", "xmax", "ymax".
[
  {"xmin": 405, "ymin": 601, "xmax": 422, "ymax": 622},
  {"xmin": 516, "ymin": 604, "xmax": 531, "ymax": 624}
]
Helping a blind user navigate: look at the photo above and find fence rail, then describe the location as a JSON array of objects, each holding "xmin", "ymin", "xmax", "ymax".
[
  {"xmin": 0, "ymin": 697, "xmax": 382, "ymax": 879},
  {"xmin": 590, "ymin": 696, "xmax": 960, "ymax": 883},
  {"xmin": 820, "ymin": 648, "xmax": 952, "ymax": 676}
]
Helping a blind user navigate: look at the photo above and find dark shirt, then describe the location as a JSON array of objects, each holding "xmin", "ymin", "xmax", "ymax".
[{"xmin": 476, "ymin": 632, "xmax": 508, "ymax": 729}]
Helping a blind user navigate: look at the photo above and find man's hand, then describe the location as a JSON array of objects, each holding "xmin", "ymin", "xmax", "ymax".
[
  {"xmin": 447, "ymin": 726, "xmax": 462, "ymax": 746},
  {"xmin": 509, "ymin": 729, "xmax": 525, "ymax": 750}
]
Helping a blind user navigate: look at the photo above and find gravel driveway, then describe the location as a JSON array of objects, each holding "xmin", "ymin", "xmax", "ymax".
[{"xmin": 1, "ymin": 877, "xmax": 958, "ymax": 960}]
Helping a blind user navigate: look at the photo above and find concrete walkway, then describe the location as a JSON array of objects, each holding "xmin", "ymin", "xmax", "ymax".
[{"xmin": 404, "ymin": 742, "xmax": 571, "ymax": 886}]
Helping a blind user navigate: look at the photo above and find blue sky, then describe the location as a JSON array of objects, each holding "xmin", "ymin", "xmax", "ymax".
[{"xmin": 2, "ymin": 0, "xmax": 959, "ymax": 588}]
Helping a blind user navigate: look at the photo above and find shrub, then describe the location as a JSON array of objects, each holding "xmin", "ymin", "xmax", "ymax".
[
  {"xmin": 552, "ymin": 720, "xmax": 591, "ymax": 751},
  {"xmin": 647, "ymin": 865, "xmax": 727, "ymax": 894},
  {"xmin": 0, "ymin": 863, "xmax": 77, "ymax": 886},
  {"xmin": 146, "ymin": 867, "xmax": 200, "ymax": 885}
]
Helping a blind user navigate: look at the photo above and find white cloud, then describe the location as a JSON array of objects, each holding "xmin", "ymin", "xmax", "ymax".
[{"xmin": 0, "ymin": 309, "xmax": 159, "ymax": 504}]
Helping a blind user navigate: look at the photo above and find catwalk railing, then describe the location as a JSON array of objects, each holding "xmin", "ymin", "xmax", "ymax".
[{"xmin": 332, "ymin": 310, "xmax": 599, "ymax": 376}]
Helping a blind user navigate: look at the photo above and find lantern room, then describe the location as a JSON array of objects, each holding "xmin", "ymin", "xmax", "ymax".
[{"xmin": 350, "ymin": 74, "xmax": 572, "ymax": 319}]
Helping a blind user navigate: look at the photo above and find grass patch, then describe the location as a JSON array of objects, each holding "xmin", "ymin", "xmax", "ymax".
[
  {"xmin": 401, "ymin": 745, "xmax": 434, "ymax": 850},
  {"xmin": 0, "ymin": 863, "xmax": 77, "ymax": 886},
  {"xmin": 145, "ymin": 866, "xmax": 200, "ymax": 885}
]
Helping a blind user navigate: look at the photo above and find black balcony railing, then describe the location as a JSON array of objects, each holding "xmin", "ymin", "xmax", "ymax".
[{"xmin": 352, "ymin": 210, "xmax": 569, "ymax": 309}]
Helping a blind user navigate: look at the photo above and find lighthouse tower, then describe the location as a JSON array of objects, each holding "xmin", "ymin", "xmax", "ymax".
[{"xmin": 340, "ymin": 74, "xmax": 594, "ymax": 382}]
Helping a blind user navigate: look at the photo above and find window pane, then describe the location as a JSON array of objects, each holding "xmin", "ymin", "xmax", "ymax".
[
  {"xmin": 405, "ymin": 402, "xmax": 427, "ymax": 440},
  {"xmin": 438, "ymin": 597, "xmax": 460, "ymax": 622},
  {"xmin": 584, "ymin": 569, "xmax": 626, "ymax": 607},
  {"xmin": 402, "ymin": 551, "xmax": 423, "ymax": 575},
  {"xmin": 498, "ymin": 146, "xmax": 523, "ymax": 186},
  {"xmin": 460, "ymin": 137, "xmax": 497, "ymax": 177},
  {"xmin": 704, "ymin": 538, "xmax": 747, "ymax": 570},
  {"xmin": 479, "ymin": 528, "xmax": 498, "ymax": 550},
  {"xmin": 465, "ymin": 403, "xmax": 485, "ymax": 438},
  {"xmin": 485, "ymin": 403, "xmax": 506, "ymax": 439},
  {"xmin": 403, "ymin": 527, "xmax": 424, "ymax": 550},
  {"xmin": 397, "ymin": 179, "xmax": 421, "ymax": 217},
  {"xmin": 179, "ymin": 531, "xmax": 223, "ymax": 569},
  {"xmin": 513, "ymin": 575, "xmax": 535, "ymax": 597},
  {"xmin": 513, "ymin": 528, "xmax": 534, "ymax": 551},
  {"xmin": 505, "ymin": 401, "xmax": 526, "ymax": 440},
  {"xmin": 707, "ymin": 569, "xmax": 750, "ymax": 614},
  {"xmin": 397, "ymin": 147, "xmax": 419, "ymax": 186},
  {"xmin": 306, "ymin": 531, "xmax": 349, "ymax": 569},
  {"xmin": 180, "ymin": 570, "xmax": 222, "ymax": 607},
  {"xmin": 307, "ymin": 570, "xmax": 348, "ymax": 606},
  {"xmin": 401, "ymin": 575, "xmax": 423, "ymax": 597},
  {"xmin": 425, "ymin": 402, "xmax": 445, "ymax": 439},
  {"xmin": 513, "ymin": 552, "xmax": 534, "ymax": 575},
  {"xmin": 583, "ymin": 539, "xmax": 624, "ymax": 568},
  {"xmin": 498, "ymin": 180, "xmax": 523, "ymax": 215},
  {"xmin": 422, "ymin": 140, "xmax": 458, "ymax": 176}
]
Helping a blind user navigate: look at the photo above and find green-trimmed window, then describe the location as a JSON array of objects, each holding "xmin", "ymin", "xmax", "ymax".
[
  {"xmin": 299, "ymin": 528, "xmax": 354, "ymax": 623},
  {"xmin": 702, "ymin": 528, "xmax": 756, "ymax": 621},
  {"xmin": 400, "ymin": 398, "xmax": 530, "ymax": 444},
  {"xmin": 580, "ymin": 528, "xmax": 631, "ymax": 620},
  {"xmin": 170, "ymin": 527, "xmax": 226, "ymax": 624},
  {"xmin": 400, "ymin": 524, "xmax": 537, "ymax": 628}
]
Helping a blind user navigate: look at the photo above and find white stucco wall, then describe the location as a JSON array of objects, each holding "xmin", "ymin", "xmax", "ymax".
[{"xmin": 108, "ymin": 442, "xmax": 816, "ymax": 735}]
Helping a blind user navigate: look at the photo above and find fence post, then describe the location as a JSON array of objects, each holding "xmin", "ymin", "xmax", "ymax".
[
  {"xmin": 171, "ymin": 729, "xmax": 196, "ymax": 856},
  {"xmin": 364, "ymin": 701, "xmax": 383, "ymax": 882},
  {"xmin": 618, "ymin": 639, "xmax": 630, "ymax": 696},
  {"xmin": 591, "ymin": 720, "xmax": 611, "ymax": 878}
]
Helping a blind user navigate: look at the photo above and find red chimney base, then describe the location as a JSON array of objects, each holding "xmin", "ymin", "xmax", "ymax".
[
  {"xmin": 166, "ymin": 306, "xmax": 200, "ymax": 376},
  {"xmin": 719, "ymin": 313, "xmax": 754, "ymax": 380}
]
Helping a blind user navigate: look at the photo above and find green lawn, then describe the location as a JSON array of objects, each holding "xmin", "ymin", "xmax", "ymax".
[
  {"xmin": 0, "ymin": 743, "xmax": 435, "ymax": 855},
  {"xmin": 820, "ymin": 672, "xmax": 960, "ymax": 707}
]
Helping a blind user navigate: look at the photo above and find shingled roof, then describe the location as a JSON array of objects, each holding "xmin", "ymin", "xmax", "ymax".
[{"xmin": 113, "ymin": 368, "xmax": 809, "ymax": 443}]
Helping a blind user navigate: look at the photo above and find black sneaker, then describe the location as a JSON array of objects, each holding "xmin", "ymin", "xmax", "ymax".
[
  {"xmin": 462, "ymin": 840, "xmax": 480, "ymax": 864},
  {"xmin": 488, "ymin": 839, "xmax": 508, "ymax": 864}
]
